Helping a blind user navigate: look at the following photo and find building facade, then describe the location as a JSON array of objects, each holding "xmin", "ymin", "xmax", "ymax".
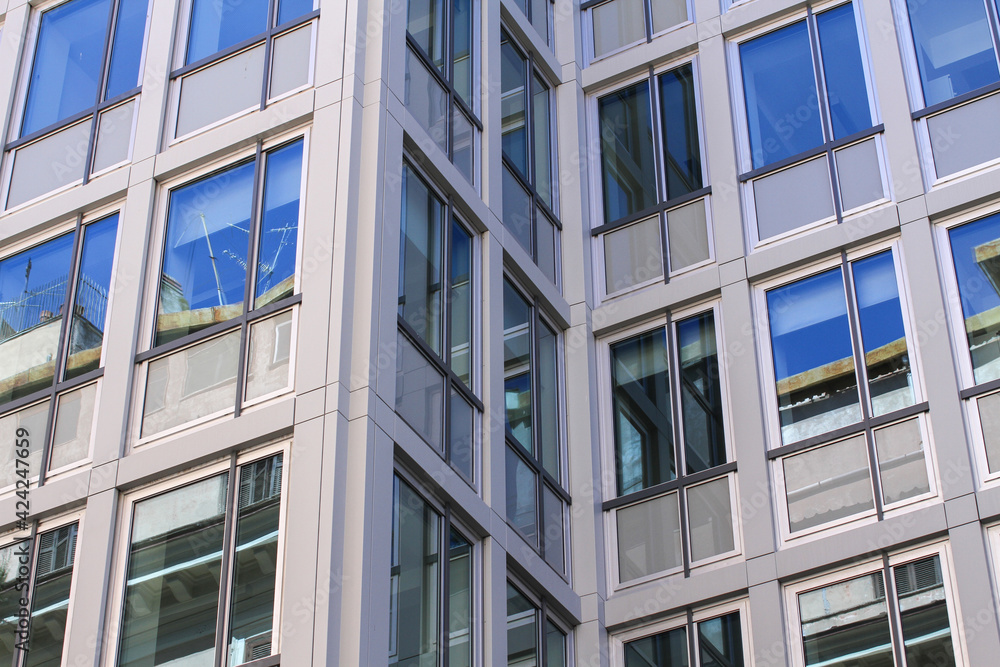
[{"xmin": 1, "ymin": 0, "xmax": 1000, "ymax": 664}]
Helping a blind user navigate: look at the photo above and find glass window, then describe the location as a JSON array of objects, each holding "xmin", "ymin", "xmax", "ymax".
[
  {"xmin": 623, "ymin": 611, "xmax": 745, "ymax": 667},
  {"xmin": 396, "ymin": 162, "xmax": 479, "ymax": 483},
  {"xmin": 141, "ymin": 140, "xmax": 303, "ymax": 439},
  {"xmin": 0, "ymin": 214, "xmax": 118, "ymax": 483},
  {"xmin": 503, "ymin": 279, "xmax": 567, "ymax": 572},
  {"xmin": 596, "ymin": 62, "xmax": 711, "ymax": 296},
  {"xmin": 795, "ymin": 554, "xmax": 958, "ymax": 667},
  {"xmin": 405, "ymin": 0, "xmax": 479, "ymax": 183},
  {"xmin": 506, "ymin": 582, "xmax": 567, "ymax": 667},
  {"xmin": 588, "ymin": 0, "xmax": 689, "ymax": 60},
  {"xmin": 739, "ymin": 5, "xmax": 873, "ymax": 169},
  {"xmin": 607, "ymin": 309, "xmax": 735, "ymax": 582},
  {"xmin": 186, "ymin": 0, "xmax": 313, "ymax": 64},
  {"xmin": 0, "ymin": 523, "xmax": 79, "ymax": 666},
  {"xmin": 117, "ymin": 453, "xmax": 283, "ymax": 666},
  {"xmin": 905, "ymin": 0, "xmax": 1000, "ymax": 107},
  {"xmin": 501, "ymin": 31, "xmax": 559, "ymax": 284},
  {"xmin": 389, "ymin": 476, "xmax": 475, "ymax": 667}
]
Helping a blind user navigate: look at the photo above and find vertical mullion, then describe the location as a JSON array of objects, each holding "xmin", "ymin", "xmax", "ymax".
[
  {"xmin": 841, "ymin": 252, "xmax": 883, "ymax": 519},
  {"xmin": 442, "ymin": 199, "xmax": 454, "ymax": 461},
  {"xmin": 445, "ymin": 0, "xmax": 454, "ymax": 161},
  {"xmin": 524, "ymin": 51, "xmax": 538, "ymax": 263},
  {"xmin": 686, "ymin": 608, "xmax": 697, "ymax": 667},
  {"xmin": 260, "ymin": 0, "xmax": 279, "ymax": 110},
  {"xmin": 214, "ymin": 453, "xmax": 240, "ymax": 667},
  {"xmin": 530, "ymin": 300, "xmax": 546, "ymax": 555},
  {"xmin": 441, "ymin": 509, "xmax": 452, "ymax": 667},
  {"xmin": 665, "ymin": 314, "xmax": 691, "ymax": 576},
  {"xmin": 647, "ymin": 68, "xmax": 671, "ymax": 282},
  {"xmin": 234, "ymin": 143, "xmax": 265, "ymax": 418},
  {"xmin": 806, "ymin": 8, "xmax": 846, "ymax": 226},
  {"xmin": 539, "ymin": 599, "xmax": 548, "ymax": 667},
  {"xmin": 38, "ymin": 215, "xmax": 85, "ymax": 487},
  {"xmin": 642, "ymin": 0, "xmax": 654, "ymax": 42},
  {"xmin": 882, "ymin": 554, "xmax": 908, "ymax": 667},
  {"xmin": 83, "ymin": 0, "xmax": 120, "ymax": 185},
  {"xmin": 12, "ymin": 522, "xmax": 39, "ymax": 667}
]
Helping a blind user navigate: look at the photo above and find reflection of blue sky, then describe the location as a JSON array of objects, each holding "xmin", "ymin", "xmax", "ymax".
[
  {"xmin": 950, "ymin": 214, "xmax": 1000, "ymax": 320},
  {"xmin": 852, "ymin": 252, "xmax": 906, "ymax": 353},
  {"xmin": 78, "ymin": 215, "xmax": 119, "ymax": 299},
  {"xmin": 256, "ymin": 141, "xmax": 303, "ymax": 300},
  {"xmin": 0, "ymin": 233, "xmax": 74, "ymax": 327}
]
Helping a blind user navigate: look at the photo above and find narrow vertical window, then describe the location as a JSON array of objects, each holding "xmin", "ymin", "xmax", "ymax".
[{"xmin": 506, "ymin": 582, "xmax": 568, "ymax": 667}]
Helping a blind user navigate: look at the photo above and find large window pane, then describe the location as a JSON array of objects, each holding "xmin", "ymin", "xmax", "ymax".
[
  {"xmin": 659, "ymin": 64, "xmax": 702, "ymax": 199},
  {"xmin": 610, "ymin": 330, "xmax": 673, "ymax": 496},
  {"xmin": 603, "ymin": 217, "xmax": 663, "ymax": 294},
  {"xmin": 22, "ymin": 0, "xmax": 110, "ymax": 136},
  {"xmin": 948, "ymin": 214, "xmax": 1000, "ymax": 384},
  {"xmin": 907, "ymin": 0, "xmax": 1000, "ymax": 107},
  {"xmin": 227, "ymin": 455, "xmax": 282, "ymax": 666},
  {"xmin": 617, "ymin": 492, "xmax": 681, "ymax": 581},
  {"xmin": 399, "ymin": 166, "xmax": 445, "ymax": 355},
  {"xmin": 405, "ymin": 49, "xmax": 449, "ymax": 153},
  {"xmin": 449, "ymin": 530, "xmax": 473, "ymax": 667},
  {"xmin": 105, "ymin": 0, "xmax": 150, "ymax": 99},
  {"xmin": 698, "ymin": 613, "xmax": 744, "ymax": 667},
  {"xmin": 741, "ymin": 21, "xmax": 824, "ymax": 169},
  {"xmin": 504, "ymin": 282, "xmax": 533, "ymax": 452},
  {"xmin": 0, "ymin": 233, "xmax": 74, "ymax": 404},
  {"xmin": 66, "ymin": 214, "xmax": 118, "ymax": 380},
  {"xmin": 816, "ymin": 4, "xmax": 872, "ymax": 139},
  {"xmin": 783, "ymin": 435, "xmax": 873, "ymax": 532},
  {"xmin": 677, "ymin": 312, "xmax": 724, "ymax": 473},
  {"xmin": 768, "ymin": 269, "xmax": 862, "ymax": 444},
  {"xmin": 24, "ymin": 525, "xmax": 77, "ymax": 667},
  {"xmin": 651, "ymin": 0, "xmax": 687, "ymax": 34},
  {"xmin": 255, "ymin": 140, "xmax": 302, "ymax": 309},
  {"xmin": 119, "ymin": 474, "xmax": 229, "ymax": 667},
  {"xmin": 851, "ymin": 252, "xmax": 915, "ymax": 416},
  {"xmin": 599, "ymin": 82, "xmax": 657, "ymax": 224},
  {"xmin": 395, "ymin": 331, "xmax": 444, "ymax": 450},
  {"xmin": 893, "ymin": 556, "xmax": 956, "ymax": 667},
  {"xmin": 506, "ymin": 585, "xmax": 537, "ymax": 667},
  {"xmin": 407, "ymin": 0, "xmax": 445, "ymax": 69},
  {"xmin": 186, "ymin": 0, "xmax": 269, "ymax": 64},
  {"xmin": 506, "ymin": 447, "xmax": 538, "ymax": 546},
  {"xmin": 592, "ymin": 0, "xmax": 645, "ymax": 59},
  {"xmin": 799, "ymin": 573, "xmax": 893, "ymax": 666},
  {"xmin": 157, "ymin": 161, "xmax": 255, "ymax": 346},
  {"xmin": 501, "ymin": 36, "xmax": 528, "ymax": 176},
  {"xmin": 533, "ymin": 75, "xmax": 553, "ymax": 208},
  {"xmin": 624, "ymin": 625, "xmax": 687, "ymax": 667}
]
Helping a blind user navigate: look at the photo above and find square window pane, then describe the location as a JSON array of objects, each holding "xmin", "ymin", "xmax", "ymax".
[
  {"xmin": 453, "ymin": 105, "xmax": 475, "ymax": 184},
  {"xmin": 187, "ymin": 0, "xmax": 268, "ymax": 64},
  {"xmin": 698, "ymin": 612, "xmax": 744, "ymax": 667},
  {"xmin": 506, "ymin": 584, "xmax": 538, "ymax": 666},
  {"xmin": 949, "ymin": 214, "xmax": 1000, "ymax": 384},
  {"xmin": 542, "ymin": 485, "xmax": 564, "ymax": 573},
  {"xmin": 450, "ymin": 220, "xmax": 473, "ymax": 386},
  {"xmin": 740, "ymin": 21, "xmax": 824, "ymax": 169},
  {"xmin": 610, "ymin": 330, "xmax": 673, "ymax": 495},
  {"xmin": 506, "ymin": 447, "xmax": 538, "ymax": 546},
  {"xmin": 617, "ymin": 492, "xmax": 681, "ymax": 582},
  {"xmin": 405, "ymin": 49, "xmax": 448, "ymax": 154},
  {"xmin": 592, "ymin": 0, "xmax": 645, "ymax": 59},
  {"xmin": 399, "ymin": 165, "xmax": 445, "ymax": 355},
  {"xmin": 893, "ymin": 555, "xmax": 956, "ymax": 666},
  {"xmin": 835, "ymin": 138, "xmax": 885, "ymax": 212},
  {"xmin": 0, "ymin": 400, "xmax": 48, "ymax": 488},
  {"xmin": 255, "ymin": 140, "xmax": 303, "ymax": 309},
  {"xmin": 502, "ymin": 166, "xmax": 533, "ymax": 255},
  {"xmin": 245, "ymin": 310, "xmax": 293, "ymax": 401},
  {"xmin": 978, "ymin": 391, "xmax": 1000, "ymax": 473},
  {"xmin": 666, "ymin": 198, "xmax": 710, "ymax": 272},
  {"xmin": 503, "ymin": 282, "xmax": 533, "ymax": 452},
  {"xmin": 67, "ymin": 214, "xmax": 118, "ymax": 380},
  {"xmin": 395, "ymin": 331, "xmax": 444, "ymax": 450},
  {"xmin": 119, "ymin": 474, "xmax": 229, "ymax": 667},
  {"xmin": 678, "ymin": 312, "xmax": 725, "ymax": 473},
  {"xmin": 851, "ymin": 252, "xmax": 915, "ymax": 417},
  {"xmin": 449, "ymin": 530, "xmax": 473, "ymax": 667},
  {"xmin": 450, "ymin": 389, "xmax": 475, "ymax": 481},
  {"xmin": 815, "ymin": 4, "xmax": 872, "ymax": 139},
  {"xmin": 599, "ymin": 81, "xmax": 657, "ymax": 224},
  {"xmin": 907, "ymin": 0, "xmax": 1000, "ymax": 107},
  {"xmin": 141, "ymin": 330, "xmax": 240, "ymax": 438},
  {"xmin": 687, "ymin": 476, "xmax": 735, "ymax": 562},
  {"xmin": 659, "ymin": 63, "xmax": 702, "ymax": 199},
  {"xmin": 651, "ymin": 0, "xmax": 687, "ymax": 34},
  {"xmin": 753, "ymin": 156, "xmax": 836, "ymax": 240},
  {"xmin": 270, "ymin": 24, "xmax": 312, "ymax": 98},
  {"xmin": 92, "ymin": 100, "xmax": 136, "ymax": 173},
  {"xmin": 50, "ymin": 382, "xmax": 98, "ymax": 470},
  {"xmin": 874, "ymin": 417, "xmax": 930, "ymax": 505},
  {"xmin": 158, "ymin": 161, "xmax": 255, "ymax": 346},
  {"xmin": 768, "ymin": 268, "xmax": 862, "ymax": 445},
  {"xmin": 603, "ymin": 217, "xmax": 663, "ymax": 294},
  {"xmin": 783, "ymin": 435, "xmax": 873, "ymax": 533},
  {"xmin": 799, "ymin": 572, "xmax": 892, "ymax": 666},
  {"xmin": 625, "ymin": 626, "xmax": 688, "ymax": 667},
  {"xmin": 105, "ymin": 0, "xmax": 150, "ymax": 99}
]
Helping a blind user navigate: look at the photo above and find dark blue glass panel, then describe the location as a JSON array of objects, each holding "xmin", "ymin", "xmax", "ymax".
[
  {"xmin": 105, "ymin": 0, "xmax": 150, "ymax": 99},
  {"xmin": 658, "ymin": 63, "xmax": 703, "ymax": 199},
  {"xmin": 66, "ymin": 214, "xmax": 119, "ymax": 379},
  {"xmin": 598, "ymin": 81, "xmax": 657, "ymax": 223},
  {"xmin": 740, "ymin": 21, "xmax": 824, "ymax": 169},
  {"xmin": 22, "ymin": 0, "xmax": 111, "ymax": 136},
  {"xmin": 277, "ymin": 0, "xmax": 312, "ymax": 25},
  {"xmin": 816, "ymin": 4, "xmax": 872, "ymax": 139},
  {"xmin": 949, "ymin": 213, "xmax": 1000, "ymax": 383},
  {"xmin": 186, "ymin": 0, "xmax": 269, "ymax": 64},
  {"xmin": 625, "ymin": 626, "xmax": 688, "ymax": 667},
  {"xmin": 255, "ymin": 140, "xmax": 302, "ymax": 308},
  {"xmin": 157, "ymin": 161, "xmax": 255, "ymax": 345},
  {"xmin": 908, "ymin": 0, "xmax": 1000, "ymax": 107}
]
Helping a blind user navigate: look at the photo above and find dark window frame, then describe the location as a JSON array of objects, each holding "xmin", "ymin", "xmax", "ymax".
[{"xmin": 505, "ymin": 578, "xmax": 570, "ymax": 667}]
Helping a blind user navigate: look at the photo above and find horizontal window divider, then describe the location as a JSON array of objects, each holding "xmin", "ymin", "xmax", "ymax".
[
  {"xmin": 602, "ymin": 461, "xmax": 737, "ymax": 512},
  {"xmin": 739, "ymin": 126, "xmax": 884, "ymax": 183},
  {"xmin": 53, "ymin": 368, "xmax": 105, "ymax": 395},
  {"xmin": 273, "ymin": 8, "xmax": 320, "ymax": 35},
  {"xmin": 827, "ymin": 124, "xmax": 885, "ymax": 151},
  {"xmin": 867, "ymin": 401, "xmax": 929, "ymax": 429},
  {"xmin": 136, "ymin": 294, "xmax": 301, "ymax": 363},
  {"xmin": 452, "ymin": 377, "xmax": 483, "ymax": 412},
  {"xmin": 591, "ymin": 188, "xmax": 712, "ymax": 236},
  {"xmin": 7, "ymin": 110, "xmax": 94, "ymax": 152},
  {"xmin": 912, "ymin": 82, "xmax": 1000, "ymax": 121},
  {"xmin": 663, "ymin": 186, "xmax": 712, "ymax": 211},
  {"xmin": 541, "ymin": 471, "xmax": 571, "ymax": 505},
  {"xmin": 396, "ymin": 318, "xmax": 483, "ymax": 411},
  {"xmin": 406, "ymin": 34, "xmax": 481, "ymax": 128},
  {"xmin": 535, "ymin": 196, "xmax": 561, "ymax": 231},
  {"xmin": 504, "ymin": 435, "xmax": 571, "ymax": 503},
  {"xmin": 0, "ymin": 366, "xmax": 104, "ymax": 418},
  {"xmin": 454, "ymin": 95, "xmax": 482, "ymax": 132},
  {"xmin": 767, "ymin": 423, "xmax": 868, "ymax": 460},
  {"xmin": 961, "ymin": 378, "xmax": 1000, "ymax": 401},
  {"xmin": 580, "ymin": 0, "xmax": 609, "ymax": 10}
]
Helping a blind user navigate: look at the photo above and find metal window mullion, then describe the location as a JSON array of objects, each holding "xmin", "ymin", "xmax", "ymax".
[
  {"xmin": 841, "ymin": 252, "xmax": 883, "ymax": 519},
  {"xmin": 442, "ymin": 198, "xmax": 456, "ymax": 462},
  {"xmin": 12, "ymin": 522, "xmax": 40, "ymax": 667},
  {"xmin": 641, "ymin": 0, "xmax": 654, "ymax": 42},
  {"xmin": 882, "ymin": 553, "xmax": 908, "ymax": 667},
  {"xmin": 234, "ymin": 143, "xmax": 266, "ymax": 418},
  {"xmin": 529, "ymin": 300, "xmax": 546, "ymax": 555},
  {"xmin": 259, "ymin": 0, "xmax": 280, "ymax": 110},
  {"xmin": 440, "ymin": 508, "xmax": 451, "ymax": 667},
  {"xmin": 538, "ymin": 598, "xmax": 548, "ymax": 667},
  {"xmin": 82, "ymin": 0, "xmax": 121, "ymax": 186},
  {"xmin": 646, "ymin": 67, "xmax": 671, "ymax": 283},
  {"xmin": 664, "ymin": 315, "xmax": 691, "ymax": 576},
  {"xmin": 686, "ymin": 608, "xmax": 697, "ymax": 667},
  {"xmin": 806, "ymin": 8, "xmax": 846, "ymax": 226},
  {"xmin": 214, "ymin": 453, "xmax": 241, "ymax": 667}
]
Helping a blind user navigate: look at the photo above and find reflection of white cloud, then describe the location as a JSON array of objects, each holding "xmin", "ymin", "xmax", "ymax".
[
  {"xmin": 769, "ymin": 271, "xmax": 847, "ymax": 337},
  {"xmin": 853, "ymin": 255, "xmax": 899, "ymax": 310}
]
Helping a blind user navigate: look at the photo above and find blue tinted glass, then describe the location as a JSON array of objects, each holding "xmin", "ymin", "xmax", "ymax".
[
  {"xmin": 22, "ymin": 0, "xmax": 111, "ymax": 136},
  {"xmin": 66, "ymin": 214, "xmax": 119, "ymax": 379},
  {"xmin": 105, "ymin": 0, "xmax": 150, "ymax": 99},
  {"xmin": 186, "ymin": 0, "xmax": 269, "ymax": 64},
  {"xmin": 157, "ymin": 161, "xmax": 255, "ymax": 345},
  {"xmin": 950, "ymin": 214, "xmax": 1000, "ymax": 384},
  {"xmin": 255, "ymin": 140, "xmax": 302, "ymax": 308},
  {"xmin": 277, "ymin": 0, "xmax": 312, "ymax": 25},
  {"xmin": 816, "ymin": 4, "xmax": 871, "ymax": 138},
  {"xmin": 741, "ymin": 21, "xmax": 824, "ymax": 169},
  {"xmin": 908, "ymin": 0, "xmax": 1000, "ymax": 107},
  {"xmin": 598, "ymin": 82, "xmax": 657, "ymax": 223},
  {"xmin": 658, "ymin": 63, "xmax": 703, "ymax": 199}
]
